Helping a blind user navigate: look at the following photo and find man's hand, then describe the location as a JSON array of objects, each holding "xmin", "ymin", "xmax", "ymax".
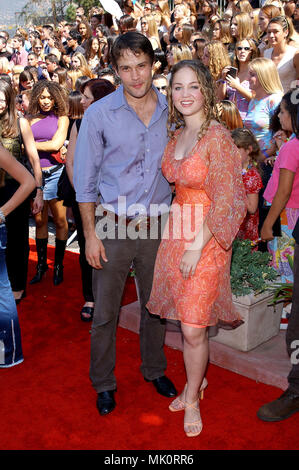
[
  {"xmin": 32, "ymin": 191, "xmax": 44, "ymax": 214},
  {"xmin": 85, "ymin": 236, "xmax": 108, "ymax": 269}
]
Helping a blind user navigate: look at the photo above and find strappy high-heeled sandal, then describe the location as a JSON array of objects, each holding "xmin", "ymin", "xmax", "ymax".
[
  {"xmin": 168, "ymin": 377, "xmax": 208, "ymax": 412},
  {"xmin": 184, "ymin": 400, "xmax": 203, "ymax": 438}
]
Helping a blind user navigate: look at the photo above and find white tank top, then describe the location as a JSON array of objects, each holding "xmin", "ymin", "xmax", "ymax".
[{"xmin": 264, "ymin": 46, "xmax": 297, "ymax": 92}]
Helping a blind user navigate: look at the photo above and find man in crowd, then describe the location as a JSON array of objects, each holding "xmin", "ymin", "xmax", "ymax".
[{"xmin": 74, "ymin": 32, "xmax": 177, "ymax": 416}]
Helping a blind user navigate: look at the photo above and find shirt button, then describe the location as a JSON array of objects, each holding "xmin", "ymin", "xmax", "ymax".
[{"xmin": 145, "ymin": 189, "xmax": 148, "ymax": 193}]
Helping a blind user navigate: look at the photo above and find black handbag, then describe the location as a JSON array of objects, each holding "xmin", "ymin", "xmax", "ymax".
[{"xmin": 57, "ymin": 166, "xmax": 76, "ymax": 206}]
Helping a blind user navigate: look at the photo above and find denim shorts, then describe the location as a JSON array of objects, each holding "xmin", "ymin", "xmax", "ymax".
[
  {"xmin": 43, "ymin": 165, "xmax": 64, "ymax": 201},
  {"xmin": 0, "ymin": 223, "xmax": 23, "ymax": 367}
]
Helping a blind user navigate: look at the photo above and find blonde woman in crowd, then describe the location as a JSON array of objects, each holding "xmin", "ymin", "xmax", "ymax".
[
  {"xmin": 230, "ymin": 12, "xmax": 254, "ymax": 42},
  {"xmin": 140, "ymin": 14, "xmax": 161, "ymax": 50},
  {"xmin": 166, "ymin": 43, "xmax": 192, "ymax": 74}
]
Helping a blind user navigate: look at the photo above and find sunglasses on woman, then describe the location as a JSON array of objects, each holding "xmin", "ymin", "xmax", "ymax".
[{"xmin": 237, "ymin": 46, "xmax": 251, "ymax": 51}]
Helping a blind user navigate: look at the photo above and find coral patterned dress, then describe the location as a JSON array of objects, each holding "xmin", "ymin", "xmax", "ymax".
[{"xmin": 146, "ymin": 123, "xmax": 247, "ymax": 328}]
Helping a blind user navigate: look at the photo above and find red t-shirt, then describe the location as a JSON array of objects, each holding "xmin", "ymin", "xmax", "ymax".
[{"xmin": 238, "ymin": 166, "xmax": 263, "ymax": 242}]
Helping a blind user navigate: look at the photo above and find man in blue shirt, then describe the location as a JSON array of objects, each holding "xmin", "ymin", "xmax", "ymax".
[{"xmin": 74, "ymin": 32, "xmax": 177, "ymax": 416}]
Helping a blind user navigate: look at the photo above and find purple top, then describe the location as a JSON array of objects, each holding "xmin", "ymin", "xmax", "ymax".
[
  {"xmin": 31, "ymin": 112, "xmax": 59, "ymax": 168},
  {"xmin": 226, "ymin": 80, "xmax": 251, "ymax": 121}
]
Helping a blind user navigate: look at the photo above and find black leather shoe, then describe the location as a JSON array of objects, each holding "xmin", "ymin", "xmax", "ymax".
[
  {"xmin": 96, "ymin": 391, "xmax": 116, "ymax": 416},
  {"xmin": 148, "ymin": 376, "xmax": 177, "ymax": 398},
  {"xmin": 53, "ymin": 264, "xmax": 63, "ymax": 286},
  {"xmin": 257, "ymin": 389, "xmax": 299, "ymax": 422}
]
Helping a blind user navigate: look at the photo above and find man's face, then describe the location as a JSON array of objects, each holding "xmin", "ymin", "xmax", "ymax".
[
  {"xmin": 28, "ymin": 54, "xmax": 38, "ymax": 67},
  {"xmin": 116, "ymin": 49, "xmax": 153, "ymax": 101},
  {"xmin": 46, "ymin": 59, "xmax": 57, "ymax": 73},
  {"xmin": 13, "ymin": 38, "xmax": 22, "ymax": 50},
  {"xmin": 0, "ymin": 40, "xmax": 5, "ymax": 52}
]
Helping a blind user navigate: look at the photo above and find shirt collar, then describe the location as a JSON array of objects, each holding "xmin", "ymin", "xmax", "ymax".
[{"xmin": 109, "ymin": 84, "xmax": 168, "ymax": 112}]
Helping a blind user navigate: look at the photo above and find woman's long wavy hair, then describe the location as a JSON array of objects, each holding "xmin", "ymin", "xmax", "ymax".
[
  {"xmin": 28, "ymin": 80, "xmax": 69, "ymax": 118},
  {"xmin": 204, "ymin": 40, "xmax": 231, "ymax": 80},
  {"xmin": 167, "ymin": 60, "xmax": 220, "ymax": 139},
  {"xmin": 0, "ymin": 79, "xmax": 18, "ymax": 138}
]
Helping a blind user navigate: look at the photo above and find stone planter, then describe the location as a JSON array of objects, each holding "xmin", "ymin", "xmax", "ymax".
[{"xmin": 210, "ymin": 290, "xmax": 283, "ymax": 352}]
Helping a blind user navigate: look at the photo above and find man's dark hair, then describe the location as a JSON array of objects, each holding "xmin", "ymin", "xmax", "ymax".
[
  {"xmin": 68, "ymin": 29, "xmax": 82, "ymax": 44},
  {"xmin": 97, "ymin": 67, "xmax": 121, "ymax": 85},
  {"xmin": 43, "ymin": 24, "xmax": 54, "ymax": 32},
  {"xmin": 111, "ymin": 32, "xmax": 154, "ymax": 68},
  {"xmin": 45, "ymin": 53, "xmax": 60, "ymax": 65}
]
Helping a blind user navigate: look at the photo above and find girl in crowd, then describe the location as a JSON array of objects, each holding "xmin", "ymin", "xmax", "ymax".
[
  {"xmin": 18, "ymin": 70, "xmax": 35, "ymax": 92},
  {"xmin": 166, "ymin": 43, "xmax": 192, "ymax": 74},
  {"xmin": 85, "ymin": 37, "xmax": 103, "ymax": 71},
  {"xmin": 220, "ymin": 38, "xmax": 258, "ymax": 120},
  {"xmin": 140, "ymin": 14, "xmax": 161, "ymax": 50},
  {"xmin": 175, "ymin": 23, "xmax": 195, "ymax": 47},
  {"xmin": 70, "ymin": 52, "xmax": 93, "ymax": 78},
  {"xmin": 217, "ymin": 100, "xmax": 243, "ymax": 129},
  {"xmin": 166, "ymin": 3, "xmax": 190, "ymax": 45},
  {"xmin": 263, "ymin": 15, "xmax": 299, "ymax": 92},
  {"xmin": 257, "ymin": 4, "xmax": 281, "ymax": 53},
  {"xmin": 0, "ymin": 144, "xmax": 35, "ymax": 368},
  {"xmin": 212, "ymin": 18, "xmax": 233, "ymax": 47},
  {"xmin": 200, "ymin": 0, "xmax": 220, "ymax": 38},
  {"xmin": 244, "ymin": 57, "xmax": 283, "ymax": 158},
  {"xmin": 0, "ymin": 80, "xmax": 43, "ymax": 303},
  {"xmin": 77, "ymin": 18, "xmax": 92, "ymax": 50},
  {"xmin": 147, "ymin": 60, "xmax": 246, "ymax": 438},
  {"xmin": 65, "ymin": 78, "xmax": 115, "ymax": 322},
  {"xmin": 52, "ymin": 67, "xmax": 71, "ymax": 91},
  {"xmin": 230, "ymin": 12, "xmax": 254, "ymax": 47},
  {"xmin": 28, "ymin": 81, "xmax": 69, "ymax": 286},
  {"xmin": 231, "ymin": 128, "xmax": 263, "ymax": 243},
  {"xmin": 262, "ymin": 89, "xmax": 299, "ymax": 282},
  {"xmin": 201, "ymin": 40, "xmax": 231, "ymax": 97}
]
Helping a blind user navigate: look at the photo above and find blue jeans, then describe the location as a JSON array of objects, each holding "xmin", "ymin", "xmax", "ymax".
[{"xmin": 0, "ymin": 224, "xmax": 23, "ymax": 367}]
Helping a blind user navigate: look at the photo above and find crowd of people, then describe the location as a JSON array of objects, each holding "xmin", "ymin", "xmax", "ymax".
[{"xmin": 1, "ymin": 0, "xmax": 299, "ymax": 438}]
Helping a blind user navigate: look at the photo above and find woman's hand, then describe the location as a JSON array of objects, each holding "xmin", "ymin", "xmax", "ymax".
[
  {"xmin": 32, "ymin": 190, "xmax": 44, "ymax": 214},
  {"xmin": 221, "ymin": 65, "xmax": 231, "ymax": 80},
  {"xmin": 179, "ymin": 248, "xmax": 202, "ymax": 279},
  {"xmin": 273, "ymin": 130, "xmax": 288, "ymax": 150},
  {"xmin": 225, "ymin": 74, "xmax": 240, "ymax": 90},
  {"xmin": 261, "ymin": 223, "xmax": 274, "ymax": 242}
]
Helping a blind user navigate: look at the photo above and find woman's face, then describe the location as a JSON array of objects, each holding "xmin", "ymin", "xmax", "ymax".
[
  {"xmin": 212, "ymin": 23, "xmax": 221, "ymax": 40},
  {"xmin": 79, "ymin": 23, "xmax": 87, "ymax": 37},
  {"xmin": 258, "ymin": 12, "xmax": 269, "ymax": 33},
  {"xmin": 141, "ymin": 20, "xmax": 149, "ymax": 34},
  {"xmin": 81, "ymin": 85, "xmax": 94, "ymax": 111},
  {"xmin": 174, "ymin": 25, "xmax": 183, "ymax": 41},
  {"xmin": 71, "ymin": 56, "xmax": 81, "ymax": 69},
  {"xmin": 91, "ymin": 38, "xmax": 100, "ymax": 53},
  {"xmin": 52, "ymin": 72, "xmax": 59, "ymax": 83},
  {"xmin": 172, "ymin": 66, "xmax": 205, "ymax": 119},
  {"xmin": 267, "ymin": 22, "xmax": 287, "ymax": 47},
  {"xmin": 166, "ymin": 48, "xmax": 174, "ymax": 66},
  {"xmin": 236, "ymin": 40, "xmax": 252, "ymax": 63},
  {"xmin": 201, "ymin": 47, "xmax": 210, "ymax": 67},
  {"xmin": 230, "ymin": 18, "xmax": 238, "ymax": 37},
  {"xmin": 38, "ymin": 88, "xmax": 54, "ymax": 112},
  {"xmin": 21, "ymin": 78, "xmax": 34, "ymax": 90},
  {"xmin": 0, "ymin": 91, "xmax": 7, "ymax": 114},
  {"xmin": 248, "ymin": 68, "xmax": 260, "ymax": 92},
  {"xmin": 279, "ymin": 100, "xmax": 292, "ymax": 132},
  {"xmin": 294, "ymin": 2, "xmax": 299, "ymax": 21}
]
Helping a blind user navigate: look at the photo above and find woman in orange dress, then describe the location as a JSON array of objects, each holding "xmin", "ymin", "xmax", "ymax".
[{"xmin": 146, "ymin": 60, "xmax": 247, "ymax": 438}]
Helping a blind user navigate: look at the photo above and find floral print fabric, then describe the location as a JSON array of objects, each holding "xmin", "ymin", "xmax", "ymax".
[{"xmin": 146, "ymin": 123, "xmax": 247, "ymax": 327}]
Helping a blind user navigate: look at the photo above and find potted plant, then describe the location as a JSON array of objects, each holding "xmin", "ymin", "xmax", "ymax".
[{"xmin": 211, "ymin": 239, "xmax": 284, "ymax": 352}]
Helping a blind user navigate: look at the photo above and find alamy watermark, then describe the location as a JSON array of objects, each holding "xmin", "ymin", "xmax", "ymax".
[{"xmin": 95, "ymin": 196, "xmax": 203, "ymax": 246}]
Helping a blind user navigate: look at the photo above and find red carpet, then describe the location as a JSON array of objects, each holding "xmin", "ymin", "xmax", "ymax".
[{"xmin": 1, "ymin": 241, "xmax": 299, "ymax": 450}]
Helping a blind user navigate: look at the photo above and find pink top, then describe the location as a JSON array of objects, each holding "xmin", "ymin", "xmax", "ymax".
[{"xmin": 264, "ymin": 137, "xmax": 299, "ymax": 208}]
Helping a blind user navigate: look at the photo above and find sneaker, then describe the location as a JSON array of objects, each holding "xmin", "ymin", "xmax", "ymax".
[{"xmin": 257, "ymin": 389, "xmax": 299, "ymax": 422}]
